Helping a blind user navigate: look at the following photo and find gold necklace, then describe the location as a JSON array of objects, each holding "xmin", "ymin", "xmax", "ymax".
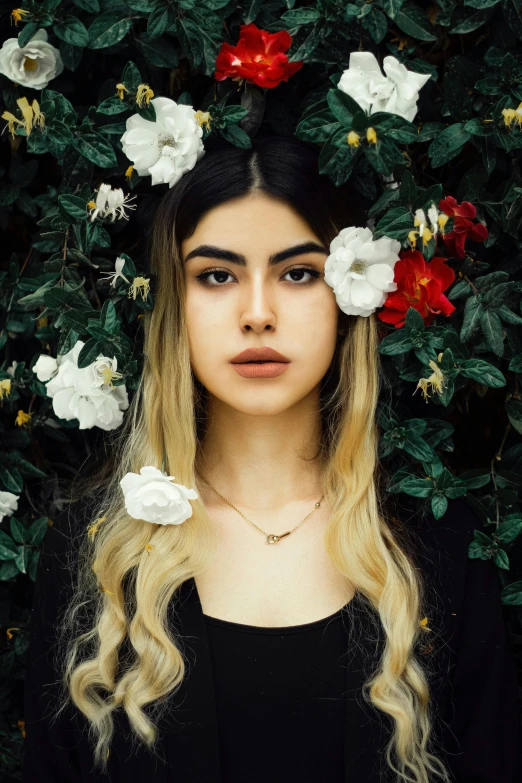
[{"xmin": 196, "ymin": 472, "xmax": 325, "ymax": 545}]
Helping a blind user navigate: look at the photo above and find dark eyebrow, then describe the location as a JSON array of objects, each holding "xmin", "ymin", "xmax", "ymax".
[{"xmin": 183, "ymin": 241, "xmax": 328, "ymax": 266}]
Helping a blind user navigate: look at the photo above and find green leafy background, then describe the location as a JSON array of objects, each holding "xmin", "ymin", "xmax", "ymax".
[{"xmin": 0, "ymin": 0, "xmax": 521, "ymax": 775}]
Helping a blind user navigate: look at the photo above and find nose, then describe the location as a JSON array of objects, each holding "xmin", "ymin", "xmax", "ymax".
[{"xmin": 238, "ymin": 274, "xmax": 277, "ymax": 333}]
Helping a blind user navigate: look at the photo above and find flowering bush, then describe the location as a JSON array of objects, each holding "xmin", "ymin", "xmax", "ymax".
[{"xmin": 1, "ymin": 1, "xmax": 522, "ymax": 774}]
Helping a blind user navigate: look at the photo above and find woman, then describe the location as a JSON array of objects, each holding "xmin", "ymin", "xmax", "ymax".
[{"xmin": 23, "ymin": 135, "xmax": 520, "ymax": 783}]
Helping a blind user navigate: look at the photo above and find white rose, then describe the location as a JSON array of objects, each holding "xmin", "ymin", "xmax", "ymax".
[
  {"xmin": 32, "ymin": 354, "xmax": 59, "ymax": 382},
  {"xmin": 377, "ymin": 56, "xmax": 431, "ymax": 122},
  {"xmin": 0, "ymin": 29, "xmax": 64, "ymax": 90},
  {"xmin": 120, "ymin": 96, "xmax": 205, "ymax": 188},
  {"xmin": 338, "ymin": 51, "xmax": 430, "ymax": 122},
  {"xmin": 41, "ymin": 340, "xmax": 129, "ymax": 431},
  {"xmin": 338, "ymin": 52, "xmax": 392, "ymax": 114},
  {"xmin": 120, "ymin": 466, "xmax": 199, "ymax": 525},
  {"xmin": 0, "ymin": 491, "xmax": 19, "ymax": 522},
  {"xmin": 324, "ymin": 226, "xmax": 401, "ymax": 317}
]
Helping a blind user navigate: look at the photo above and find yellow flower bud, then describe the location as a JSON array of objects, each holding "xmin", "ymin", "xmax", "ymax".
[
  {"xmin": 366, "ymin": 127, "xmax": 377, "ymax": 144},
  {"xmin": 347, "ymin": 130, "xmax": 360, "ymax": 147}
]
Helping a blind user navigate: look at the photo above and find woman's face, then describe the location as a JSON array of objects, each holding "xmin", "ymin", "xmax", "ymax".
[{"xmin": 182, "ymin": 192, "xmax": 340, "ymax": 416}]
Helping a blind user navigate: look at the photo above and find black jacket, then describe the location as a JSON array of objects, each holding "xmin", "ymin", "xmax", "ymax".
[{"xmin": 22, "ymin": 496, "xmax": 521, "ymax": 782}]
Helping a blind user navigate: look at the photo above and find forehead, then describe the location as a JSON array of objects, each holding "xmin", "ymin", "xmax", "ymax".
[{"xmin": 181, "ymin": 194, "xmax": 319, "ymax": 252}]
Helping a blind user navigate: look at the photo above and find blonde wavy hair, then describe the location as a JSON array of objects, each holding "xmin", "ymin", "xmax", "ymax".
[{"xmin": 53, "ymin": 135, "xmax": 451, "ymax": 783}]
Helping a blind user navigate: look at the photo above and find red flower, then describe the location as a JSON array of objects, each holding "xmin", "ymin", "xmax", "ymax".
[
  {"xmin": 378, "ymin": 250, "xmax": 456, "ymax": 329},
  {"xmin": 438, "ymin": 196, "xmax": 488, "ymax": 259},
  {"xmin": 214, "ymin": 23, "xmax": 304, "ymax": 89}
]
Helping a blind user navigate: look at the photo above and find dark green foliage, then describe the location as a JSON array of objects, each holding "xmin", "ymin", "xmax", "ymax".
[{"xmin": 1, "ymin": 0, "xmax": 521, "ymax": 776}]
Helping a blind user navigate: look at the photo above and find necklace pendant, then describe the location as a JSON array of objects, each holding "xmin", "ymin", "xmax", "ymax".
[{"xmin": 267, "ymin": 532, "xmax": 291, "ymax": 544}]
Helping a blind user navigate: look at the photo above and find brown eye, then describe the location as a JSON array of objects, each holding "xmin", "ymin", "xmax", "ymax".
[{"xmin": 195, "ymin": 266, "xmax": 321, "ymax": 288}]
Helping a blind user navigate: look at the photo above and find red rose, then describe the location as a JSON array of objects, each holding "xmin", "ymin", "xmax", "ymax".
[
  {"xmin": 378, "ymin": 249, "xmax": 456, "ymax": 329},
  {"xmin": 214, "ymin": 23, "xmax": 304, "ymax": 89},
  {"xmin": 438, "ymin": 196, "xmax": 489, "ymax": 259}
]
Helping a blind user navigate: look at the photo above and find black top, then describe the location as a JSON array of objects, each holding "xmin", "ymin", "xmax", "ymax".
[
  {"xmin": 22, "ymin": 496, "xmax": 522, "ymax": 783},
  {"xmin": 203, "ymin": 607, "xmax": 348, "ymax": 783}
]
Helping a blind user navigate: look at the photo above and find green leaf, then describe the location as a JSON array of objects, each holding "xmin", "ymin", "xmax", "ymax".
[
  {"xmin": 382, "ymin": 0, "xmax": 407, "ymax": 17},
  {"xmin": 176, "ymin": 17, "xmax": 204, "ymax": 68},
  {"xmin": 147, "ymin": 6, "xmax": 171, "ymax": 39},
  {"xmin": 54, "ymin": 16, "xmax": 89, "ymax": 47},
  {"xmin": 327, "ymin": 89, "xmax": 362, "ymax": 126},
  {"xmin": 17, "ymin": 23, "xmax": 39, "ymax": 48},
  {"xmin": 428, "ymin": 124, "xmax": 471, "ymax": 167},
  {"xmin": 459, "ymin": 359, "xmax": 506, "ymax": 387},
  {"xmin": 122, "ymin": 61, "xmax": 142, "ymax": 92},
  {"xmin": 450, "ymin": 6, "xmax": 496, "ymax": 32},
  {"xmin": 135, "ymin": 33, "xmax": 179, "ymax": 68},
  {"xmin": 465, "ymin": 0, "xmax": 500, "ymax": 8},
  {"xmin": 296, "ymin": 110, "xmax": 340, "ymax": 143},
  {"xmin": 362, "ymin": 8, "xmax": 388, "ymax": 43},
  {"xmin": 72, "ymin": 0, "xmax": 100, "ymax": 10},
  {"xmin": 373, "ymin": 207, "xmax": 413, "ymax": 240},
  {"xmin": 88, "ymin": 13, "xmax": 132, "ymax": 49},
  {"xmin": 27, "ymin": 517, "xmax": 49, "ymax": 546},
  {"xmin": 400, "ymin": 170, "xmax": 418, "ymax": 205},
  {"xmin": 479, "ymin": 309, "xmax": 504, "ymax": 356},
  {"xmin": 364, "ymin": 137, "xmax": 404, "ymax": 175},
  {"xmin": 395, "ymin": 2, "xmax": 437, "ymax": 41},
  {"xmin": 506, "ymin": 399, "xmax": 522, "ymax": 435},
  {"xmin": 77, "ymin": 338, "xmax": 103, "ymax": 368},
  {"xmin": 496, "ymin": 515, "xmax": 522, "ymax": 544},
  {"xmin": 281, "ymin": 7, "xmax": 321, "ymax": 24},
  {"xmin": 73, "ymin": 132, "xmax": 117, "ymax": 168},
  {"xmin": 318, "ymin": 129, "xmax": 358, "ymax": 186},
  {"xmin": 46, "ymin": 121, "xmax": 74, "ymax": 147},
  {"xmin": 60, "ymin": 41, "xmax": 84, "ymax": 72},
  {"xmin": 501, "ymin": 581, "xmax": 522, "ymax": 606},
  {"xmin": 58, "ymin": 194, "xmax": 89, "ymax": 222},
  {"xmin": 100, "ymin": 298, "xmax": 119, "ymax": 332},
  {"xmin": 502, "ymin": 0, "xmax": 522, "ymax": 40},
  {"xmin": 219, "ymin": 124, "xmax": 252, "ymax": 148},
  {"xmin": 97, "ymin": 96, "xmax": 130, "ymax": 115}
]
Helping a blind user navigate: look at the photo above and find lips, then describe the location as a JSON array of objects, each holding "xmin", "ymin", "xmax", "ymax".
[{"xmin": 230, "ymin": 347, "xmax": 290, "ymax": 363}]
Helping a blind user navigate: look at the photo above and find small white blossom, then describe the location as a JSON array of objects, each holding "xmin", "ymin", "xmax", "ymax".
[
  {"xmin": 426, "ymin": 203, "xmax": 440, "ymax": 236},
  {"xmin": 120, "ymin": 96, "xmax": 205, "ymax": 188},
  {"xmin": 0, "ymin": 29, "xmax": 63, "ymax": 90},
  {"xmin": 99, "ymin": 257, "xmax": 131, "ymax": 288},
  {"xmin": 338, "ymin": 51, "xmax": 430, "ymax": 122},
  {"xmin": 32, "ymin": 354, "xmax": 59, "ymax": 382},
  {"xmin": 120, "ymin": 466, "xmax": 199, "ymax": 525},
  {"xmin": 0, "ymin": 491, "xmax": 19, "ymax": 522},
  {"xmin": 33, "ymin": 340, "xmax": 129, "ymax": 431},
  {"xmin": 6, "ymin": 361, "xmax": 18, "ymax": 377},
  {"xmin": 88, "ymin": 183, "xmax": 137, "ymax": 222},
  {"xmin": 324, "ymin": 226, "xmax": 400, "ymax": 317}
]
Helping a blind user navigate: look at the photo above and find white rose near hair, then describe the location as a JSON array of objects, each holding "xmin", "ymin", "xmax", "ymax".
[
  {"xmin": 120, "ymin": 466, "xmax": 199, "ymax": 525},
  {"xmin": 0, "ymin": 491, "xmax": 19, "ymax": 523},
  {"xmin": 338, "ymin": 51, "xmax": 430, "ymax": 122},
  {"xmin": 0, "ymin": 29, "xmax": 64, "ymax": 90},
  {"xmin": 120, "ymin": 96, "xmax": 206, "ymax": 188},
  {"xmin": 324, "ymin": 226, "xmax": 401, "ymax": 317},
  {"xmin": 32, "ymin": 341, "xmax": 129, "ymax": 431}
]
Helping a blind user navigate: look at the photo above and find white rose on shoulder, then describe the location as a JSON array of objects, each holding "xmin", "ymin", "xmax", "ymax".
[
  {"xmin": 0, "ymin": 29, "xmax": 64, "ymax": 90},
  {"xmin": 0, "ymin": 491, "xmax": 19, "ymax": 522},
  {"xmin": 338, "ymin": 51, "xmax": 430, "ymax": 123},
  {"xmin": 120, "ymin": 97, "xmax": 205, "ymax": 188},
  {"xmin": 324, "ymin": 226, "xmax": 400, "ymax": 317},
  {"xmin": 34, "ymin": 340, "xmax": 129, "ymax": 431},
  {"xmin": 120, "ymin": 466, "xmax": 199, "ymax": 525}
]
